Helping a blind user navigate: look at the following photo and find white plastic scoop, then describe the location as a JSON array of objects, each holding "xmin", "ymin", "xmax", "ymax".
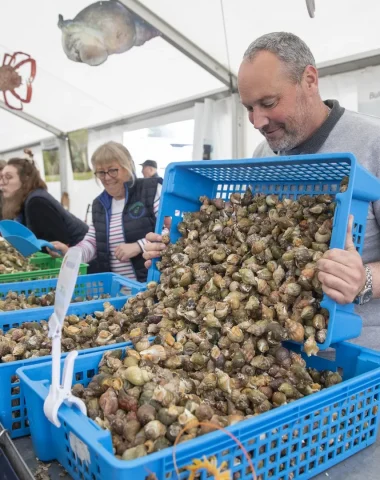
[{"xmin": 43, "ymin": 247, "xmax": 87, "ymax": 428}]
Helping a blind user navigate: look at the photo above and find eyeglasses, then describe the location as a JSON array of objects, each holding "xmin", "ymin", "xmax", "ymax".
[
  {"xmin": 0, "ymin": 174, "xmax": 12, "ymax": 185},
  {"xmin": 94, "ymin": 168, "xmax": 119, "ymax": 180}
]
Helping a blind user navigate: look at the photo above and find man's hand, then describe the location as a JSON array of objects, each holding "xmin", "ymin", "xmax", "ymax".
[
  {"xmin": 142, "ymin": 232, "xmax": 167, "ymax": 269},
  {"xmin": 316, "ymin": 215, "xmax": 366, "ymax": 304},
  {"xmin": 46, "ymin": 241, "xmax": 68, "ymax": 258},
  {"xmin": 115, "ymin": 242, "xmax": 141, "ymax": 262}
]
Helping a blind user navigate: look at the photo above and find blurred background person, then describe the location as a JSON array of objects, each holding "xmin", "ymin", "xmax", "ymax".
[
  {"xmin": 61, "ymin": 191, "xmax": 70, "ymax": 211},
  {"xmin": 0, "ymin": 160, "xmax": 6, "ymax": 221},
  {"xmin": 140, "ymin": 159, "xmax": 163, "ymax": 184},
  {"xmin": 0, "ymin": 158, "xmax": 88, "ymax": 245},
  {"xmin": 49, "ymin": 142, "xmax": 162, "ymax": 282}
]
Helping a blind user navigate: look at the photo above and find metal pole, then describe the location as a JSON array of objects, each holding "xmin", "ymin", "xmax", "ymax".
[
  {"xmin": 231, "ymin": 93, "xmax": 245, "ymax": 159},
  {"xmin": 118, "ymin": 0, "xmax": 236, "ymax": 90},
  {"xmin": 0, "ymin": 101, "xmax": 66, "ymax": 138}
]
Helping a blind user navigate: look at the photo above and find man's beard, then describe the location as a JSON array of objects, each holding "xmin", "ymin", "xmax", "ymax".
[
  {"xmin": 261, "ymin": 95, "xmax": 309, "ymax": 152},
  {"xmin": 262, "ymin": 124, "xmax": 307, "ymax": 152}
]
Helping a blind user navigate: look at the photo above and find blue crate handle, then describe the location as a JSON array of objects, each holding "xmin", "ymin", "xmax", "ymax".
[{"xmin": 109, "ymin": 275, "xmax": 146, "ymax": 297}]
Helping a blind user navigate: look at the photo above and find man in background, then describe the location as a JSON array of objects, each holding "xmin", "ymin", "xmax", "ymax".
[
  {"xmin": 0, "ymin": 159, "xmax": 6, "ymax": 220},
  {"xmin": 140, "ymin": 160, "xmax": 163, "ymax": 184}
]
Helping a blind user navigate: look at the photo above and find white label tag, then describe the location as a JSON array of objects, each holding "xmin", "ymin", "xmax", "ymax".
[
  {"xmin": 69, "ymin": 432, "xmax": 91, "ymax": 465},
  {"xmin": 53, "ymin": 247, "xmax": 82, "ymax": 324}
]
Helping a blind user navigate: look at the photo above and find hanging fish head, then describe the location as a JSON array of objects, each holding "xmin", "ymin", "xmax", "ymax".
[
  {"xmin": 58, "ymin": 14, "xmax": 108, "ymax": 66},
  {"xmin": 57, "ymin": 1, "xmax": 160, "ymax": 67}
]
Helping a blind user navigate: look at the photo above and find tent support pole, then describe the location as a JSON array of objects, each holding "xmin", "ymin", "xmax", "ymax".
[
  {"xmin": 0, "ymin": 101, "xmax": 66, "ymax": 139},
  {"xmin": 231, "ymin": 93, "xmax": 245, "ymax": 159},
  {"xmin": 88, "ymin": 88, "xmax": 230, "ymax": 131},
  {"xmin": 58, "ymin": 138, "xmax": 72, "ymax": 200},
  {"xmin": 118, "ymin": 0, "xmax": 237, "ymax": 90}
]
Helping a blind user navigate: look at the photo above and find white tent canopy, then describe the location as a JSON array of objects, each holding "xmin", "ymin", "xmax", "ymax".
[
  {"xmin": 2, "ymin": 0, "xmax": 380, "ymax": 153},
  {"xmin": 1, "ymin": 0, "xmax": 226, "ymax": 152}
]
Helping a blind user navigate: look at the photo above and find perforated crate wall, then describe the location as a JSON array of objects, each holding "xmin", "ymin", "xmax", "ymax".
[
  {"xmin": 0, "ymin": 296, "xmax": 132, "ymax": 438},
  {"xmin": 0, "ymin": 273, "xmax": 143, "ymax": 313},
  {"xmin": 18, "ymin": 341, "xmax": 380, "ymax": 480}
]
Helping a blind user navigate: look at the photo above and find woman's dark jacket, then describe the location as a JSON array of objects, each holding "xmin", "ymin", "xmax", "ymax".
[{"xmin": 20, "ymin": 189, "xmax": 88, "ymax": 245}]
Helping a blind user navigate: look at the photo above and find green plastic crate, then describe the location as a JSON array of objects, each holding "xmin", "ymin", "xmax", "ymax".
[
  {"xmin": 31, "ymin": 252, "xmax": 49, "ymax": 258},
  {"xmin": 0, "ymin": 254, "xmax": 88, "ymax": 283}
]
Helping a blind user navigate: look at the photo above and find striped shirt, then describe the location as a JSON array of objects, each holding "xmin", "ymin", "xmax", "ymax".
[{"xmin": 76, "ymin": 184, "xmax": 161, "ymax": 280}]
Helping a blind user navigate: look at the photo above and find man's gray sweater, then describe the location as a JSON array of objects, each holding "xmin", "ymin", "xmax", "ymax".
[{"xmin": 253, "ymin": 100, "xmax": 380, "ymax": 350}]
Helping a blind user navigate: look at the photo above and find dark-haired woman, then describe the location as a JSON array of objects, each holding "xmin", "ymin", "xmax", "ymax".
[{"xmin": 0, "ymin": 158, "xmax": 88, "ymax": 246}]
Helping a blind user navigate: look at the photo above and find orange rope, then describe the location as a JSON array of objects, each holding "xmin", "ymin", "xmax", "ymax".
[{"xmin": 172, "ymin": 420, "xmax": 257, "ymax": 480}]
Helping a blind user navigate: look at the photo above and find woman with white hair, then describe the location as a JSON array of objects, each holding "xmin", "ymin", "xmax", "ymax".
[{"xmin": 50, "ymin": 141, "xmax": 161, "ymax": 282}]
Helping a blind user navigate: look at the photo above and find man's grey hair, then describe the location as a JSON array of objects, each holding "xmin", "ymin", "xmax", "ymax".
[{"xmin": 243, "ymin": 32, "xmax": 316, "ymax": 83}]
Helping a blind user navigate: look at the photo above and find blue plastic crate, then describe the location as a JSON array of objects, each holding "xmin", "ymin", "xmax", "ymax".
[
  {"xmin": 18, "ymin": 341, "xmax": 380, "ymax": 480},
  {"xmin": 151, "ymin": 153, "xmax": 380, "ymax": 350},
  {"xmin": 0, "ymin": 273, "xmax": 144, "ymax": 318},
  {"xmin": 0, "ymin": 296, "xmax": 135, "ymax": 439}
]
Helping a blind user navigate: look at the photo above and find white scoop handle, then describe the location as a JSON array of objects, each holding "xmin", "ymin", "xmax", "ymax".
[{"xmin": 43, "ymin": 247, "xmax": 87, "ymax": 427}]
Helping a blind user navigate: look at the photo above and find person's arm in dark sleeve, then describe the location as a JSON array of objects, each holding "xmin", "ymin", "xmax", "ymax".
[{"xmin": 24, "ymin": 197, "xmax": 71, "ymax": 244}]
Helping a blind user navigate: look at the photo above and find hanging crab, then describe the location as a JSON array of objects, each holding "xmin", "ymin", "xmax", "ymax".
[{"xmin": 0, "ymin": 52, "xmax": 36, "ymax": 110}]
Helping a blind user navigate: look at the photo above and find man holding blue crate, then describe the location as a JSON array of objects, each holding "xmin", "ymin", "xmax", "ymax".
[{"xmin": 143, "ymin": 32, "xmax": 380, "ymax": 350}]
